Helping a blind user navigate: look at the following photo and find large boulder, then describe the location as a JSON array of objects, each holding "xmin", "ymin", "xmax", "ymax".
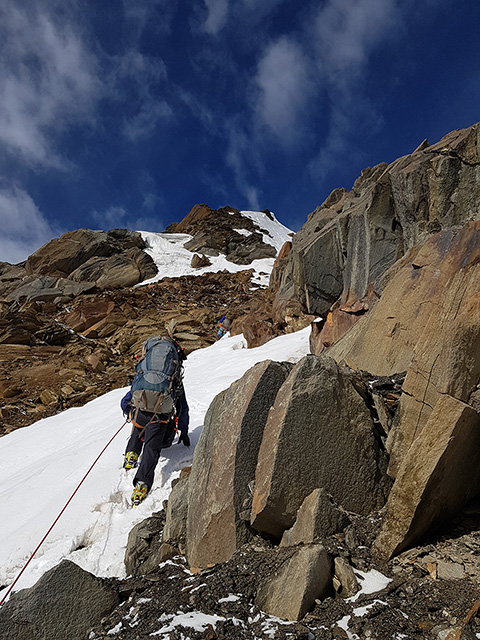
[
  {"xmin": 274, "ymin": 123, "xmax": 480, "ymax": 321},
  {"xmin": 326, "ymin": 221, "xmax": 480, "ymax": 475},
  {"xmin": 374, "ymin": 395, "xmax": 480, "ymax": 560},
  {"xmin": 24, "ymin": 228, "xmax": 156, "ymax": 287},
  {"xmin": 230, "ymin": 312, "xmax": 279, "ymax": 348},
  {"xmin": 25, "ymin": 228, "xmax": 117, "ymax": 276},
  {"xmin": 63, "ymin": 298, "xmax": 117, "ymax": 333},
  {"xmin": 256, "ymin": 544, "xmax": 332, "ymax": 620},
  {"xmin": 250, "ymin": 355, "xmax": 390, "ymax": 539},
  {"xmin": 186, "ymin": 360, "xmax": 293, "ymax": 569},
  {"xmin": 0, "ymin": 560, "xmax": 118, "ymax": 640}
]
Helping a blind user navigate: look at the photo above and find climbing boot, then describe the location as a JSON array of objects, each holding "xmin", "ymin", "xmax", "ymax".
[
  {"xmin": 123, "ymin": 451, "xmax": 139, "ymax": 470},
  {"xmin": 131, "ymin": 481, "xmax": 148, "ymax": 506}
]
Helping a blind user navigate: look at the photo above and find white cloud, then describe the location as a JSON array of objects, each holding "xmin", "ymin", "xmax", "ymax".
[
  {"xmin": 112, "ymin": 50, "xmax": 172, "ymax": 142},
  {"xmin": 202, "ymin": 0, "xmax": 229, "ymax": 34},
  {"xmin": 0, "ymin": 186, "xmax": 60, "ymax": 263},
  {"xmin": 254, "ymin": 37, "xmax": 315, "ymax": 142},
  {"xmin": 0, "ymin": 3, "xmax": 101, "ymax": 169},
  {"xmin": 306, "ymin": 0, "xmax": 399, "ymax": 181},
  {"xmin": 314, "ymin": 0, "xmax": 398, "ymax": 78},
  {"xmin": 123, "ymin": 100, "xmax": 173, "ymax": 141}
]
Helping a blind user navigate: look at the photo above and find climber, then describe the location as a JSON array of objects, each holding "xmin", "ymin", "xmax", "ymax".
[
  {"xmin": 121, "ymin": 333, "xmax": 190, "ymax": 506},
  {"xmin": 216, "ymin": 315, "xmax": 232, "ymax": 340}
]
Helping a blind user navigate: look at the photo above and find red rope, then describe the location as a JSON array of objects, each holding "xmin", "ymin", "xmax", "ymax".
[{"xmin": 0, "ymin": 419, "xmax": 129, "ymax": 607}]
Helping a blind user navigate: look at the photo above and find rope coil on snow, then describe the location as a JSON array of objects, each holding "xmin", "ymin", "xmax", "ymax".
[{"xmin": 0, "ymin": 419, "xmax": 129, "ymax": 608}]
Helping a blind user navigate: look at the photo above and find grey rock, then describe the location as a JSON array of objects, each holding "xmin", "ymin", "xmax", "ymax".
[
  {"xmin": 251, "ymin": 355, "xmax": 390, "ymax": 538},
  {"xmin": 0, "ymin": 560, "xmax": 118, "ymax": 640},
  {"xmin": 280, "ymin": 488, "xmax": 350, "ymax": 547},
  {"xmin": 186, "ymin": 360, "xmax": 293, "ymax": 569},
  {"xmin": 274, "ymin": 123, "xmax": 480, "ymax": 320},
  {"xmin": 164, "ymin": 473, "xmax": 190, "ymax": 543},
  {"xmin": 124, "ymin": 514, "xmax": 164, "ymax": 576},
  {"xmin": 6, "ymin": 275, "xmax": 95, "ymax": 303},
  {"xmin": 256, "ymin": 544, "xmax": 332, "ymax": 621},
  {"xmin": 437, "ymin": 560, "xmax": 465, "ymax": 580}
]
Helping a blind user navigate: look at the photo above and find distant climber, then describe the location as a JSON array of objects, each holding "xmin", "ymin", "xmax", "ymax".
[
  {"xmin": 216, "ymin": 315, "xmax": 232, "ymax": 340},
  {"xmin": 121, "ymin": 332, "xmax": 190, "ymax": 506}
]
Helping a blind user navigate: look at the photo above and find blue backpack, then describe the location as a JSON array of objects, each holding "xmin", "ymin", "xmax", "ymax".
[{"xmin": 130, "ymin": 337, "xmax": 184, "ymax": 416}]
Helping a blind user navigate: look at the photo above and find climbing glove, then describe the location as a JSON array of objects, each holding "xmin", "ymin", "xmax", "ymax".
[{"xmin": 179, "ymin": 433, "xmax": 191, "ymax": 447}]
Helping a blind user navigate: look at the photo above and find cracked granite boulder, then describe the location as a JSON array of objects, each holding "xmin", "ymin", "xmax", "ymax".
[{"xmin": 274, "ymin": 123, "xmax": 480, "ymax": 328}]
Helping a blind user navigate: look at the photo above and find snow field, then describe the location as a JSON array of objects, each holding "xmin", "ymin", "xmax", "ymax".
[{"xmin": 0, "ymin": 328, "xmax": 311, "ymax": 594}]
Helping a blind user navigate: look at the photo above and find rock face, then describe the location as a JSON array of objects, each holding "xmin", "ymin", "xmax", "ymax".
[
  {"xmin": 256, "ymin": 544, "xmax": 332, "ymax": 621},
  {"xmin": 166, "ymin": 204, "xmax": 279, "ymax": 264},
  {"xmin": 22, "ymin": 228, "xmax": 157, "ymax": 290},
  {"xmin": 0, "ymin": 560, "xmax": 118, "ymax": 640},
  {"xmin": 326, "ymin": 221, "xmax": 480, "ymax": 474},
  {"xmin": 186, "ymin": 360, "xmax": 293, "ymax": 568},
  {"xmin": 274, "ymin": 124, "xmax": 480, "ymax": 333},
  {"xmin": 374, "ymin": 395, "xmax": 480, "ymax": 560},
  {"xmin": 250, "ymin": 355, "xmax": 390, "ymax": 538}
]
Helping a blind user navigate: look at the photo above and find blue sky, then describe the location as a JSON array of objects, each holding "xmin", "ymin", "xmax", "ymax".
[{"xmin": 1, "ymin": 0, "xmax": 479, "ymax": 263}]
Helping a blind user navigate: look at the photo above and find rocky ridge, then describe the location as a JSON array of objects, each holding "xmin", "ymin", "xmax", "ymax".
[{"xmin": 0, "ymin": 206, "xmax": 296, "ymax": 434}]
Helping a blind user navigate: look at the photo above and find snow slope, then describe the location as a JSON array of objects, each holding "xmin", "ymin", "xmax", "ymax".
[
  {"xmin": 0, "ymin": 328, "xmax": 311, "ymax": 594},
  {"xmin": 138, "ymin": 209, "xmax": 292, "ymax": 288}
]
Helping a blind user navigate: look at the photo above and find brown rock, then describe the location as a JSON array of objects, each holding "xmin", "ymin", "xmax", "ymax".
[
  {"xmin": 256, "ymin": 545, "xmax": 332, "ymax": 620},
  {"xmin": 61, "ymin": 384, "xmax": 74, "ymax": 397},
  {"xmin": 333, "ymin": 557, "xmax": 359, "ymax": 598},
  {"xmin": 325, "ymin": 222, "xmax": 480, "ymax": 476},
  {"xmin": 251, "ymin": 355, "xmax": 390, "ymax": 539},
  {"xmin": 280, "ymin": 488, "xmax": 350, "ymax": 547},
  {"xmin": 186, "ymin": 360, "xmax": 292, "ymax": 569},
  {"xmin": 86, "ymin": 354, "xmax": 105, "ymax": 372},
  {"xmin": 39, "ymin": 389, "xmax": 58, "ymax": 405},
  {"xmin": 191, "ymin": 254, "xmax": 212, "ymax": 268},
  {"xmin": 0, "ymin": 383, "xmax": 23, "ymax": 399},
  {"xmin": 65, "ymin": 299, "xmax": 116, "ymax": 333},
  {"xmin": 230, "ymin": 312, "xmax": 278, "ymax": 348},
  {"xmin": 373, "ymin": 395, "xmax": 480, "ymax": 560}
]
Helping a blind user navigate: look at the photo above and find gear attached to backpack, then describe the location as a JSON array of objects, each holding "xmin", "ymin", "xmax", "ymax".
[{"xmin": 130, "ymin": 336, "xmax": 184, "ymax": 418}]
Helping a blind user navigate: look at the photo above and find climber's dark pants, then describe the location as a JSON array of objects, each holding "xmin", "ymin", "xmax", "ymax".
[{"xmin": 126, "ymin": 412, "xmax": 169, "ymax": 491}]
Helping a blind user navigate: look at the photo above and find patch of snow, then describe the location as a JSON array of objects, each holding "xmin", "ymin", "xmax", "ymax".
[
  {"xmin": 107, "ymin": 622, "xmax": 122, "ymax": 634},
  {"xmin": 233, "ymin": 227, "xmax": 251, "ymax": 237},
  {"xmin": 151, "ymin": 611, "xmax": 225, "ymax": 635},
  {"xmin": 348, "ymin": 569, "xmax": 392, "ymax": 602},
  {"xmin": 239, "ymin": 210, "xmax": 292, "ymax": 252},
  {"xmin": 218, "ymin": 594, "xmax": 240, "ymax": 603},
  {"xmin": 352, "ymin": 599, "xmax": 387, "ymax": 617}
]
